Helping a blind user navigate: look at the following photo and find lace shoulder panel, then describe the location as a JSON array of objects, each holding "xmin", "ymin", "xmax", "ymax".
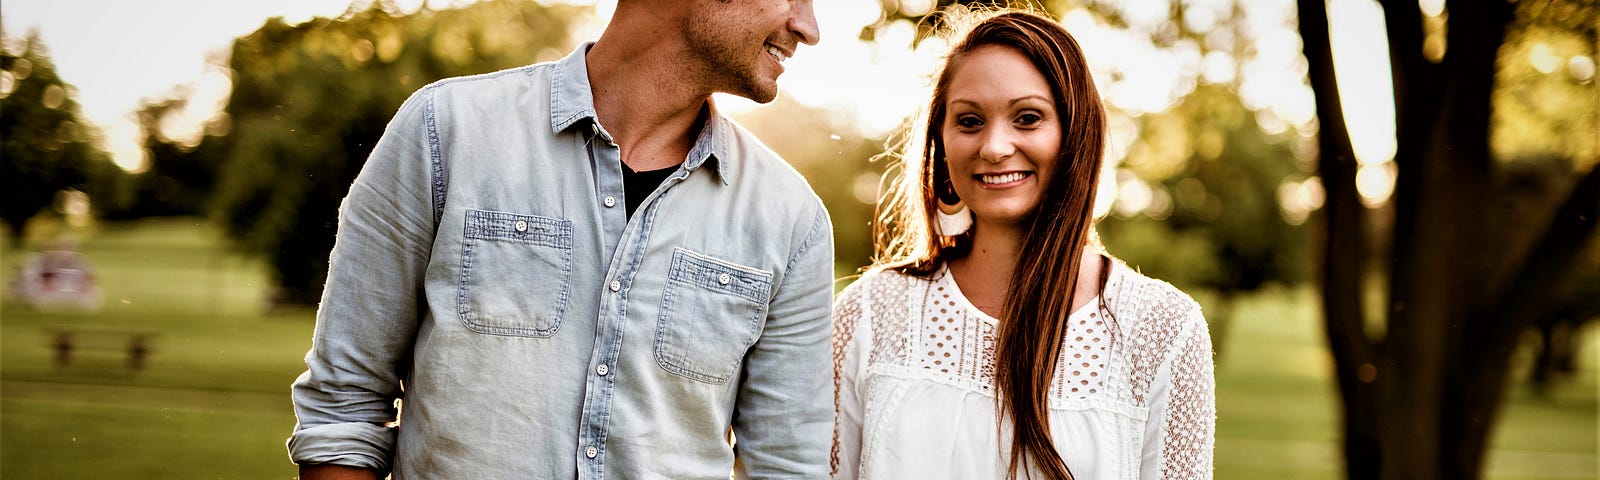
[
  {"xmin": 833, "ymin": 268, "xmax": 925, "ymax": 362},
  {"xmin": 1108, "ymin": 266, "xmax": 1206, "ymax": 405}
]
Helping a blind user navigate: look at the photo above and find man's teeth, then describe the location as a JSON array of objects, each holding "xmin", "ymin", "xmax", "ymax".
[
  {"xmin": 980, "ymin": 173, "xmax": 1027, "ymax": 184},
  {"xmin": 766, "ymin": 46, "xmax": 789, "ymax": 62}
]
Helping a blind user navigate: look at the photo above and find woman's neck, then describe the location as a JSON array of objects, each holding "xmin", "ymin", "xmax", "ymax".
[
  {"xmin": 947, "ymin": 223, "xmax": 1024, "ymax": 318},
  {"xmin": 946, "ymin": 222, "xmax": 1105, "ymax": 319}
]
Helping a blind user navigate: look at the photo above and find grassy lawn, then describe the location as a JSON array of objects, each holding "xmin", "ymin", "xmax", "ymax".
[
  {"xmin": 1, "ymin": 217, "xmax": 1595, "ymax": 478},
  {"xmin": 2, "ymin": 218, "xmax": 312, "ymax": 479},
  {"xmin": 1209, "ymin": 287, "xmax": 1598, "ymax": 479}
]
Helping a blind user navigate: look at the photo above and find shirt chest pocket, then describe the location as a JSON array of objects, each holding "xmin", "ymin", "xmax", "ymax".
[
  {"xmin": 458, "ymin": 209, "xmax": 573, "ymax": 337},
  {"xmin": 654, "ymin": 248, "xmax": 774, "ymax": 384}
]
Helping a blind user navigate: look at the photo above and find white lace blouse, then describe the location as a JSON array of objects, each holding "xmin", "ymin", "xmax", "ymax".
[{"xmin": 831, "ymin": 261, "xmax": 1215, "ymax": 479}]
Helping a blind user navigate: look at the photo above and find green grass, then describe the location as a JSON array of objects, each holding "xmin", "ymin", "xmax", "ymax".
[
  {"xmin": 2, "ymin": 217, "xmax": 311, "ymax": 479},
  {"xmin": 1, "ymin": 217, "xmax": 1595, "ymax": 478},
  {"xmin": 1210, "ymin": 285, "xmax": 1599, "ymax": 479}
]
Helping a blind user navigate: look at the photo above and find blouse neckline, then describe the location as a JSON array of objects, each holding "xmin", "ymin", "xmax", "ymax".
[{"xmin": 934, "ymin": 258, "xmax": 1113, "ymax": 325}]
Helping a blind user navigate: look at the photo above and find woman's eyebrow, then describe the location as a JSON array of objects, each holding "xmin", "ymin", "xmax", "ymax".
[{"xmin": 947, "ymin": 95, "xmax": 1053, "ymax": 108}]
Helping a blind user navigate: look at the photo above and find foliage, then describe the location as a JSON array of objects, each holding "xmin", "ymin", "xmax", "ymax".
[
  {"xmin": 100, "ymin": 95, "xmax": 230, "ymax": 220},
  {"xmin": 1491, "ymin": 0, "xmax": 1598, "ymax": 169},
  {"xmin": 210, "ymin": 0, "xmax": 581, "ymax": 304},
  {"xmin": 0, "ymin": 33, "xmax": 118, "ymax": 244},
  {"xmin": 1100, "ymin": 85, "xmax": 1312, "ymax": 294}
]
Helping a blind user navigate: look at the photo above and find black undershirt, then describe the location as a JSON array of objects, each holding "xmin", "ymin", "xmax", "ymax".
[{"xmin": 620, "ymin": 162, "xmax": 677, "ymax": 218}]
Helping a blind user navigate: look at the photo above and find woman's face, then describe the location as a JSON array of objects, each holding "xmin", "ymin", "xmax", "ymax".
[{"xmin": 940, "ymin": 45, "xmax": 1062, "ymax": 230}]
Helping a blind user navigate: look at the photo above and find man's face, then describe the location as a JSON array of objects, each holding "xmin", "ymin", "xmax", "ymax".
[{"xmin": 684, "ymin": 0, "xmax": 819, "ymax": 103}]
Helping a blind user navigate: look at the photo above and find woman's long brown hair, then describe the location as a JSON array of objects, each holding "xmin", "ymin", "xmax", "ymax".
[{"xmin": 872, "ymin": 9, "xmax": 1108, "ymax": 480}]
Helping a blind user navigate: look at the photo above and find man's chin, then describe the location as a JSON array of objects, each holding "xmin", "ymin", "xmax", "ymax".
[
  {"xmin": 746, "ymin": 90, "xmax": 779, "ymax": 104},
  {"xmin": 723, "ymin": 80, "xmax": 780, "ymax": 104}
]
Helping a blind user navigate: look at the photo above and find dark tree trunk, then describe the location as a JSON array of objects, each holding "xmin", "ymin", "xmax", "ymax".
[
  {"xmin": 1300, "ymin": 0, "xmax": 1596, "ymax": 478},
  {"xmin": 1295, "ymin": 0, "xmax": 1380, "ymax": 476}
]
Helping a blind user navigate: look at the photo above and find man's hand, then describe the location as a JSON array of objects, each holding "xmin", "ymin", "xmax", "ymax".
[{"xmin": 299, "ymin": 464, "xmax": 381, "ymax": 480}]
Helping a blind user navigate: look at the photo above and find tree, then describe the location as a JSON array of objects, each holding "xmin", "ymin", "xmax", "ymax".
[
  {"xmin": 1297, "ymin": 0, "xmax": 1597, "ymax": 477},
  {"xmin": 95, "ymin": 92, "xmax": 229, "ymax": 220},
  {"xmin": 0, "ymin": 33, "xmax": 116, "ymax": 244},
  {"xmin": 210, "ymin": 0, "xmax": 580, "ymax": 304}
]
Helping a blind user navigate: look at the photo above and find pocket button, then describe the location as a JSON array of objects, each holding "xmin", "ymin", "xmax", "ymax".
[
  {"xmin": 513, "ymin": 219, "xmax": 528, "ymax": 232},
  {"xmin": 717, "ymin": 273, "xmax": 731, "ymax": 285}
]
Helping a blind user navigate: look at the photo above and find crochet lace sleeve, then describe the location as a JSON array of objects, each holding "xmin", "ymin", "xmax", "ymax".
[
  {"xmin": 831, "ymin": 278, "xmax": 869, "ymax": 479},
  {"xmin": 1159, "ymin": 307, "xmax": 1216, "ymax": 478}
]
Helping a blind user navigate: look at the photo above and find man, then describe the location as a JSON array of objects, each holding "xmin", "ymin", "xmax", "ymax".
[{"xmin": 287, "ymin": 0, "xmax": 832, "ymax": 478}]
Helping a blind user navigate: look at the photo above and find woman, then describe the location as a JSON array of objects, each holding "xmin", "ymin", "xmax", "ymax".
[{"xmin": 831, "ymin": 10, "xmax": 1215, "ymax": 480}]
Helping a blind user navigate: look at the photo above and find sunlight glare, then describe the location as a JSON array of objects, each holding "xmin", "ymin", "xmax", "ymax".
[
  {"xmin": 1529, "ymin": 43, "xmax": 1561, "ymax": 74},
  {"xmin": 1355, "ymin": 161, "xmax": 1397, "ymax": 208},
  {"xmin": 1418, "ymin": 0, "xmax": 1445, "ymax": 17},
  {"xmin": 1327, "ymin": 0, "xmax": 1397, "ymax": 165},
  {"xmin": 1570, "ymin": 55, "xmax": 1596, "ymax": 83}
]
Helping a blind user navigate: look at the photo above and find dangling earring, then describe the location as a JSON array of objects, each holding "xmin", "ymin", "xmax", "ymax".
[
  {"xmin": 937, "ymin": 199, "xmax": 972, "ymax": 236},
  {"xmin": 935, "ymin": 174, "xmax": 971, "ymax": 236}
]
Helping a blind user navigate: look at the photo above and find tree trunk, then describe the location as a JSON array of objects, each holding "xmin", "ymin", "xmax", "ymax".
[
  {"xmin": 1295, "ymin": 0, "xmax": 1381, "ymax": 477},
  {"xmin": 1448, "ymin": 165, "xmax": 1600, "ymax": 478},
  {"xmin": 1298, "ymin": 0, "xmax": 1600, "ymax": 478}
]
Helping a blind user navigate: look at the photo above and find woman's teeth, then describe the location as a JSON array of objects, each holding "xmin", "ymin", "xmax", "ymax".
[{"xmin": 979, "ymin": 172, "xmax": 1027, "ymax": 184}]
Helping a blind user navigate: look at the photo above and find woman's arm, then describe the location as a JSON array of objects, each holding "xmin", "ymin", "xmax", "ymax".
[
  {"xmin": 831, "ymin": 276, "xmax": 873, "ymax": 479},
  {"xmin": 1150, "ymin": 307, "xmax": 1217, "ymax": 478}
]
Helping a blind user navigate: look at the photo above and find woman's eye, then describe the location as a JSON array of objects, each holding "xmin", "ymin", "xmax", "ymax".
[
  {"xmin": 1016, "ymin": 112, "xmax": 1043, "ymax": 126},
  {"xmin": 955, "ymin": 115, "xmax": 984, "ymax": 129}
]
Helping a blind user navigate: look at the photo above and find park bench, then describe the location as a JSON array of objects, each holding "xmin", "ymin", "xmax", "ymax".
[{"xmin": 45, "ymin": 326, "xmax": 157, "ymax": 371}]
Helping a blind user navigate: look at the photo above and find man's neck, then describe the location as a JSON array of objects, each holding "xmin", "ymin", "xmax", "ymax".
[{"xmin": 585, "ymin": 31, "xmax": 709, "ymax": 172}]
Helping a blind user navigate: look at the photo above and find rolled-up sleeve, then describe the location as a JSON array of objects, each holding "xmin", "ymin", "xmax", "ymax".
[
  {"xmin": 731, "ymin": 205, "xmax": 836, "ymax": 478},
  {"xmin": 287, "ymin": 88, "xmax": 437, "ymax": 471}
]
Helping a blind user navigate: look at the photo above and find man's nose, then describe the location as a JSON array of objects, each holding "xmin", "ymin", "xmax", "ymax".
[{"xmin": 790, "ymin": 0, "xmax": 820, "ymax": 46}]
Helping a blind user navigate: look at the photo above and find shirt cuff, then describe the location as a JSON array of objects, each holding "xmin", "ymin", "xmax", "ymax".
[{"xmin": 287, "ymin": 421, "xmax": 397, "ymax": 471}]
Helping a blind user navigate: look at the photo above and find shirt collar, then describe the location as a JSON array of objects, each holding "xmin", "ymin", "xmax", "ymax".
[{"xmin": 549, "ymin": 43, "xmax": 731, "ymax": 186}]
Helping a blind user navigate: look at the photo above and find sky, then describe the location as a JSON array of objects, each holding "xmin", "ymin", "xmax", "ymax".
[{"xmin": 1, "ymin": 0, "xmax": 1398, "ymax": 210}]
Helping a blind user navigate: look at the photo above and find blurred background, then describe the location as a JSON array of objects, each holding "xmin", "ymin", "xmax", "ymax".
[{"xmin": 0, "ymin": 0, "xmax": 1594, "ymax": 478}]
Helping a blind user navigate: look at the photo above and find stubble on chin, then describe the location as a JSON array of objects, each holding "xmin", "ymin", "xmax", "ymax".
[{"xmin": 682, "ymin": 16, "xmax": 778, "ymax": 102}]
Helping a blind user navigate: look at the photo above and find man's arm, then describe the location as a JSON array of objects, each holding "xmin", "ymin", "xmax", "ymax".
[
  {"xmin": 732, "ymin": 206, "xmax": 835, "ymax": 478},
  {"xmin": 288, "ymin": 88, "xmax": 437, "ymax": 474}
]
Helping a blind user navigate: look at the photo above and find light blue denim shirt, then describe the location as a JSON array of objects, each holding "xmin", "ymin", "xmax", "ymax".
[{"xmin": 288, "ymin": 44, "xmax": 835, "ymax": 479}]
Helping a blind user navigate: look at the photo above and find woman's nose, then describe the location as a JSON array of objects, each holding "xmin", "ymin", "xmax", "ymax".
[{"xmin": 978, "ymin": 128, "xmax": 1017, "ymax": 163}]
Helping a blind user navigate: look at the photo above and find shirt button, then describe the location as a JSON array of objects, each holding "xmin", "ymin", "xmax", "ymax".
[
  {"xmin": 603, "ymin": 195, "xmax": 617, "ymax": 208},
  {"xmin": 585, "ymin": 446, "xmax": 598, "ymax": 458},
  {"xmin": 609, "ymin": 280, "xmax": 621, "ymax": 292},
  {"xmin": 514, "ymin": 220, "xmax": 528, "ymax": 232},
  {"xmin": 596, "ymin": 364, "xmax": 609, "ymax": 376},
  {"xmin": 718, "ymin": 273, "xmax": 732, "ymax": 285}
]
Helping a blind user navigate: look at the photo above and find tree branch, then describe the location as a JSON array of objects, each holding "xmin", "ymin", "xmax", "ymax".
[{"xmin": 1482, "ymin": 164, "xmax": 1600, "ymax": 357}]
